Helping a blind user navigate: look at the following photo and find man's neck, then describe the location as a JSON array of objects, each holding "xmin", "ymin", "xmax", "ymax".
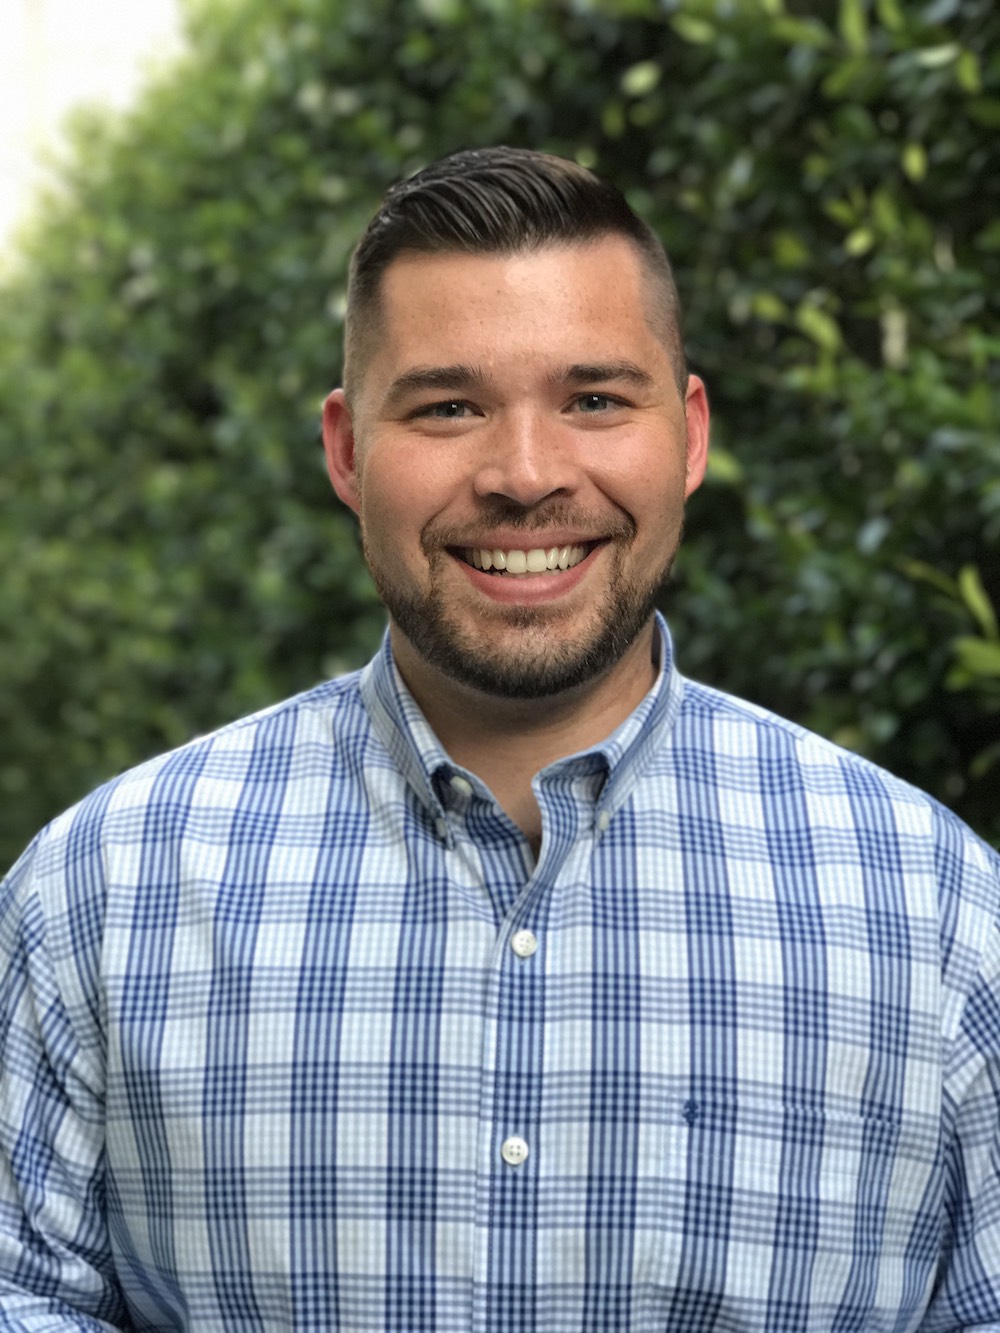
[{"xmin": 390, "ymin": 624, "xmax": 660, "ymax": 852}]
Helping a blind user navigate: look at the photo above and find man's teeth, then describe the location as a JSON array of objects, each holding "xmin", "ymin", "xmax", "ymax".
[{"xmin": 467, "ymin": 545, "xmax": 587, "ymax": 575}]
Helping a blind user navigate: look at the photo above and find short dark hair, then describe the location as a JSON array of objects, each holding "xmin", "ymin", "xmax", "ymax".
[{"xmin": 343, "ymin": 146, "xmax": 687, "ymax": 399}]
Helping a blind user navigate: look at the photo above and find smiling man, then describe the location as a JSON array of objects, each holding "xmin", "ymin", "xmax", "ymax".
[
  {"xmin": 1, "ymin": 148, "xmax": 999, "ymax": 1331},
  {"xmin": 323, "ymin": 230, "xmax": 707, "ymax": 848}
]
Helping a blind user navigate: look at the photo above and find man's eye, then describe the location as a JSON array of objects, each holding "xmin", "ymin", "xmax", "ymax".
[
  {"xmin": 418, "ymin": 400, "xmax": 470, "ymax": 419},
  {"xmin": 574, "ymin": 393, "xmax": 617, "ymax": 413}
]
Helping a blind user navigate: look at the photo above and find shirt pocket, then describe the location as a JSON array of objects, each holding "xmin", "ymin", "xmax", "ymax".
[{"xmin": 636, "ymin": 1094, "xmax": 936, "ymax": 1325}]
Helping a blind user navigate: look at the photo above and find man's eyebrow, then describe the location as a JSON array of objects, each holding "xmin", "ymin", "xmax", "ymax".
[
  {"xmin": 558, "ymin": 361, "xmax": 655, "ymax": 388},
  {"xmin": 382, "ymin": 364, "xmax": 490, "ymax": 410}
]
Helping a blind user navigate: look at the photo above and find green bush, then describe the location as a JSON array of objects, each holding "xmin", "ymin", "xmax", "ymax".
[{"xmin": 1, "ymin": 0, "xmax": 998, "ymax": 868}]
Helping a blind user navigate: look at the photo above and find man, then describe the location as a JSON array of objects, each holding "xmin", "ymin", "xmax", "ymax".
[{"xmin": 1, "ymin": 147, "xmax": 998, "ymax": 1331}]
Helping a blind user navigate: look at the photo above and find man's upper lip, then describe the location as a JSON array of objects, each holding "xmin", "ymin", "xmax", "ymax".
[{"xmin": 448, "ymin": 532, "xmax": 601, "ymax": 549}]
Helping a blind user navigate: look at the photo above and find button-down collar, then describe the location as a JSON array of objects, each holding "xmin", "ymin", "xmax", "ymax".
[{"xmin": 358, "ymin": 613, "xmax": 685, "ymax": 839}]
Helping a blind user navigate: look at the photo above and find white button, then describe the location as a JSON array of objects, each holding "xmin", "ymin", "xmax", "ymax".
[
  {"xmin": 596, "ymin": 810, "xmax": 612, "ymax": 833},
  {"xmin": 511, "ymin": 929, "xmax": 538, "ymax": 959},
  {"xmin": 450, "ymin": 774, "xmax": 474, "ymax": 798},
  {"xmin": 435, "ymin": 818, "xmax": 449, "ymax": 840},
  {"xmin": 501, "ymin": 1135, "xmax": 529, "ymax": 1167}
]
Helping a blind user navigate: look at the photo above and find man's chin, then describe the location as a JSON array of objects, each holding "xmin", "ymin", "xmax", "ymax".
[
  {"xmin": 439, "ymin": 652, "xmax": 601, "ymax": 701},
  {"xmin": 389, "ymin": 600, "xmax": 658, "ymax": 702}
]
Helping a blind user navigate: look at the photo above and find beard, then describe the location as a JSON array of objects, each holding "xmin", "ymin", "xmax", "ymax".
[{"xmin": 361, "ymin": 502, "xmax": 680, "ymax": 700}]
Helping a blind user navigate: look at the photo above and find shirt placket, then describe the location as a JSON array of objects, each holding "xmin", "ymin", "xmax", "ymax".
[{"xmin": 471, "ymin": 768, "xmax": 598, "ymax": 1333}]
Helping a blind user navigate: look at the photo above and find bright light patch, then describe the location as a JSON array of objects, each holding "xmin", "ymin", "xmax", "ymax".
[{"xmin": 0, "ymin": 0, "xmax": 183, "ymax": 255}]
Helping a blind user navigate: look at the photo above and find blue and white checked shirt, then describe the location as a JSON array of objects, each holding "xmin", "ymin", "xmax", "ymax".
[{"xmin": 2, "ymin": 615, "xmax": 999, "ymax": 1331}]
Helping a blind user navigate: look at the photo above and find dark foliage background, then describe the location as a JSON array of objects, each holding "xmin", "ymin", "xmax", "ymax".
[{"xmin": 2, "ymin": 0, "xmax": 998, "ymax": 868}]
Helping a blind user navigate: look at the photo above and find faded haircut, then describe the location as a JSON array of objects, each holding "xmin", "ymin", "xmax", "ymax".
[{"xmin": 342, "ymin": 146, "xmax": 688, "ymax": 402}]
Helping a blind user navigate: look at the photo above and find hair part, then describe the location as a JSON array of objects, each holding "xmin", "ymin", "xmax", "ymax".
[{"xmin": 343, "ymin": 147, "xmax": 687, "ymax": 403}]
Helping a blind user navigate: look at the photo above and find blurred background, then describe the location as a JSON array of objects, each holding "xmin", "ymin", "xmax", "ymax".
[{"xmin": 1, "ymin": 0, "xmax": 997, "ymax": 869}]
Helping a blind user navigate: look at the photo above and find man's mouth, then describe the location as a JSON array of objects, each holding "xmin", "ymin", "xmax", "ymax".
[{"xmin": 459, "ymin": 544, "xmax": 591, "ymax": 576}]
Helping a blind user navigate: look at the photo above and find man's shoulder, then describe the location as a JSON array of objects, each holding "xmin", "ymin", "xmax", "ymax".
[
  {"xmin": 674, "ymin": 675, "xmax": 999, "ymax": 872},
  {"xmin": 677, "ymin": 675, "xmax": 879, "ymax": 754},
  {"xmin": 32, "ymin": 668, "xmax": 372, "ymax": 858},
  {"xmin": 679, "ymin": 673, "xmax": 917, "ymax": 784}
]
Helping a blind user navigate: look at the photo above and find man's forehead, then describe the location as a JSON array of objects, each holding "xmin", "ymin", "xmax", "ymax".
[
  {"xmin": 348, "ymin": 234, "xmax": 683, "ymax": 408},
  {"xmin": 374, "ymin": 241, "xmax": 657, "ymax": 352},
  {"xmin": 377, "ymin": 235, "xmax": 648, "ymax": 300}
]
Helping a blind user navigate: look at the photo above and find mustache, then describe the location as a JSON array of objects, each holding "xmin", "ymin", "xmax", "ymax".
[{"xmin": 423, "ymin": 500, "xmax": 637, "ymax": 552}]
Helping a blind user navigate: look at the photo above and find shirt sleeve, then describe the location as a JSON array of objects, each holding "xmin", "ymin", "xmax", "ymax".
[
  {"xmin": 921, "ymin": 847, "xmax": 1000, "ymax": 1330},
  {"xmin": 0, "ymin": 834, "xmax": 128, "ymax": 1330}
]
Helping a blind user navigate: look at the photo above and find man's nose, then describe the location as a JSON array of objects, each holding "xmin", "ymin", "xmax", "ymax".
[{"xmin": 472, "ymin": 411, "xmax": 575, "ymax": 506}]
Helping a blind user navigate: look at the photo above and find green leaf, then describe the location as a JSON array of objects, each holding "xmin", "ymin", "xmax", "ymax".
[
  {"xmin": 871, "ymin": 187, "xmax": 901, "ymax": 234},
  {"xmin": 772, "ymin": 230, "xmax": 810, "ymax": 267},
  {"xmin": 822, "ymin": 56, "xmax": 878, "ymax": 99},
  {"xmin": 795, "ymin": 302, "xmax": 842, "ymax": 353},
  {"xmin": 914, "ymin": 43, "xmax": 959, "ymax": 69},
  {"xmin": 671, "ymin": 15, "xmax": 715, "ymax": 43},
  {"xmin": 773, "ymin": 16, "xmax": 834, "ymax": 48},
  {"xmin": 751, "ymin": 291, "xmax": 788, "ymax": 321},
  {"xmin": 705, "ymin": 446, "xmax": 744, "ymax": 485},
  {"xmin": 951, "ymin": 638, "xmax": 1000, "ymax": 679},
  {"xmin": 620, "ymin": 60, "xmax": 660, "ymax": 97},
  {"xmin": 956, "ymin": 50, "xmax": 982, "ymax": 94},
  {"xmin": 899, "ymin": 559, "xmax": 959, "ymax": 599},
  {"xmin": 971, "ymin": 742, "xmax": 1000, "ymax": 779},
  {"xmin": 875, "ymin": 0, "xmax": 904, "ymax": 30},
  {"xmin": 958, "ymin": 566, "xmax": 1000, "ymax": 640},
  {"xmin": 601, "ymin": 100, "xmax": 626, "ymax": 137},
  {"xmin": 845, "ymin": 227, "xmax": 875, "ymax": 256},
  {"xmin": 824, "ymin": 197, "xmax": 859, "ymax": 228},
  {"xmin": 839, "ymin": 0, "xmax": 868, "ymax": 54},
  {"xmin": 902, "ymin": 143, "xmax": 927, "ymax": 182},
  {"xmin": 415, "ymin": 0, "xmax": 463, "ymax": 19}
]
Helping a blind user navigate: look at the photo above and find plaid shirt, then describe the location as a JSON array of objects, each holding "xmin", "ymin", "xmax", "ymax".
[{"xmin": 2, "ymin": 615, "xmax": 999, "ymax": 1331}]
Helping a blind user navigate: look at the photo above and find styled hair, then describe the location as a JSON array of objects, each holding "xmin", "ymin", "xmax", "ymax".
[{"xmin": 343, "ymin": 146, "xmax": 687, "ymax": 399}]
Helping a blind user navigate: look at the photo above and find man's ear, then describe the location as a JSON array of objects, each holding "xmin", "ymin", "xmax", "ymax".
[
  {"xmin": 682, "ymin": 374, "xmax": 710, "ymax": 499},
  {"xmin": 322, "ymin": 389, "xmax": 361, "ymax": 515}
]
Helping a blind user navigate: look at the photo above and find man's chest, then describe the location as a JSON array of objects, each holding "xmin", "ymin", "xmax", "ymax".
[{"xmin": 101, "ymin": 828, "xmax": 944, "ymax": 1330}]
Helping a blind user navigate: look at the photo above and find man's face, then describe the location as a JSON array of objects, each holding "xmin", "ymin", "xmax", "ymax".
[{"xmin": 323, "ymin": 236, "xmax": 708, "ymax": 702}]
